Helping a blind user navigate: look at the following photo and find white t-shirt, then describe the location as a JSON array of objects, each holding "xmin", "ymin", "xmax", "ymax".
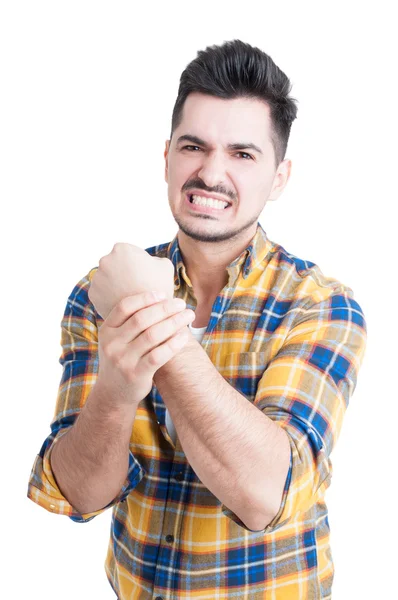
[{"xmin": 165, "ymin": 323, "xmax": 207, "ymax": 444}]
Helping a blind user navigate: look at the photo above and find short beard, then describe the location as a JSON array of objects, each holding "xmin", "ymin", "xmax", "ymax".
[{"xmin": 173, "ymin": 212, "xmax": 260, "ymax": 244}]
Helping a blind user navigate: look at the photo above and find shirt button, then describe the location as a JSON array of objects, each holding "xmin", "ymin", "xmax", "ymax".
[
  {"xmin": 165, "ymin": 534, "xmax": 174, "ymax": 543},
  {"xmin": 174, "ymin": 472, "xmax": 183, "ymax": 481},
  {"xmin": 49, "ymin": 504, "xmax": 55, "ymax": 510}
]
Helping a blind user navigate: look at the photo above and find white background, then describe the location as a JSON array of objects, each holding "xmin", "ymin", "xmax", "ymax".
[{"xmin": 1, "ymin": 1, "xmax": 396, "ymax": 598}]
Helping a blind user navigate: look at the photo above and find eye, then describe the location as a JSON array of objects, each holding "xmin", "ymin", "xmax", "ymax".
[
  {"xmin": 236, "ymin": 151, "xmax": 253, "ymax": 160},
  {"xmin": 182, "ymin": 145, "xmax": 202, "ymax": 152}
]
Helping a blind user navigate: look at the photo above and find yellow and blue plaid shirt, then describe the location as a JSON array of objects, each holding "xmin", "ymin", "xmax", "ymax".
[{"xmin": 28, "ymin": 222, "xmax": 367, "ymax": 599}]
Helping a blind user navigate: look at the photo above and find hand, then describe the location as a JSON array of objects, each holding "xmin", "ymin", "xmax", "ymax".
[
  {"xmin": 95, "ymin": 290, "xmax": 195, "ymax": 406},
  {"xmin": 88, "ymin": 243, "xmax": 175, "ymax": 320}
]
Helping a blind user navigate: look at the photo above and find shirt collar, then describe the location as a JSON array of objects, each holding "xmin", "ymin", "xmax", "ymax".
[{"xmin": 167, "ymin": 222, "xmax": 274, "ymax": 291}]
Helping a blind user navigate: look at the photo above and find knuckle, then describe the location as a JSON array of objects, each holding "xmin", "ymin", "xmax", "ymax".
[
  {"xmin": 117, "ymin": 296, "xmax": 130, "ymax": 313},
  {"xmin": 171, "ymin": 312, "xmax": 184, "ymax": 326},
  {"xmin": 101, "ymin": 339, "xmax": 119, "ymax": 360},
  {"xmin": 144, "ymin": 326, "xmax": 157, "ymax": 345},
  {"xmin": 118, "ymin": 296, "xmax": 137, "ymax": 317},
  {"xmin": 147, "ymin": 346, "xmax": 163, "ymax": 367},
  {"xmin": 133, "ymin": 310, "xmax": 147, "ymax": 332},
  {"xmin": 163, "ymin": 301, "xmax": 171, "ymax": 317}
]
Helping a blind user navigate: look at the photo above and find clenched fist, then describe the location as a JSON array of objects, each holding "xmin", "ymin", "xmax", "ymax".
[
  {"xmin": 88, "ymin": 243, "xmax": 195, "ymax": 407},
  {"xmin": 88, "ymin": 243, "xmax": 175, "ymax": 320}
]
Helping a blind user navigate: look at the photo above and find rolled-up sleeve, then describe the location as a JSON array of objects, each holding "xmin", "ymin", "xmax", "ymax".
[
  {"xmin": 27, "ymin": 268, "xmax": 146, "ymax": 522},
  {"xmin": 222, "ymin": 289, "xmax": 367, "ymax": 533}
]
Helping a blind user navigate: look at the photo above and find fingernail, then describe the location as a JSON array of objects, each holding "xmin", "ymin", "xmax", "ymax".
[{"xmin": 173, "ymin": 298, "xmax": 186, "ymax": 309}]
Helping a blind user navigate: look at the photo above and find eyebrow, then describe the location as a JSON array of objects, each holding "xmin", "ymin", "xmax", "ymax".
[{"xmin": 176, "ymin": 134, "xmax": 263, "ymax": 155}]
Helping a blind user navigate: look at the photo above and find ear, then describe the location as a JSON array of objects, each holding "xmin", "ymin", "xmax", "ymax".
[
  {"xmin": 164, "ymin": 140, "xmax": 170, "ymax": 183},
  {"xmin": 268, "ymin": 159, "xmax": 292, "ymax": 201}
]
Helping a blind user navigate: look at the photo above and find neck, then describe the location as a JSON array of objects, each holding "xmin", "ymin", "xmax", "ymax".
[{"xmin": 177, "ymin": 224, "xmax": 257, "ymax": 300}]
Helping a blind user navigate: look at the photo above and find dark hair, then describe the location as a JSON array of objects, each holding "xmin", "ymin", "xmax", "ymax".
[{"xmin": 170, "ymin": 39, "xmax": 298, "ymax": 168}]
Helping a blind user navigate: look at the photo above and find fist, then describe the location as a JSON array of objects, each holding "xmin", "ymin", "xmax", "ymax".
[{"xmin": 88, "ymin": 243, "xmax": 175, "ymax": 320}]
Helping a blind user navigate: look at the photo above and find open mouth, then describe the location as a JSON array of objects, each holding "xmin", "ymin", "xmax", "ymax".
[{"xmin": 187, "ymin": 193, "xmax": 232, "ymax": 210}]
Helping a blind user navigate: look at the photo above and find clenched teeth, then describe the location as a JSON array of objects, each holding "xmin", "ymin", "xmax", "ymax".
[{"xmin": 190, "ymin": 194, "xmax": 229, "ymax": 209}]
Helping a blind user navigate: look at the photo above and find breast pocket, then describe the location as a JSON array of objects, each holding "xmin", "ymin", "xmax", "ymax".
[{"xmin": 222, "ymin": 352, "xmax": 268, "ymax": 402}]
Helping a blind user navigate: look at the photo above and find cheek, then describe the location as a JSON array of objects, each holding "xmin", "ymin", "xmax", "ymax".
[
  {"xmin": 252, "ymin": 172, "xmax": 274, "ymax": 196},
  {"xmin": 236, "ymin": 174, "xmax": 273, "ymax": 207},
  {"xmin": 169, "ymin": 159, "xmax": 198, "ymax": 188},
  {"xmin": 234, "ymin": 173, "xmax": 259, "ymax": 197}
]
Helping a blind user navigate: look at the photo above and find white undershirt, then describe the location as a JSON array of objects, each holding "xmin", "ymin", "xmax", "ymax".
[{"xmin": 165, "ymin": 322, "xmax": 207, "ymax": 444}]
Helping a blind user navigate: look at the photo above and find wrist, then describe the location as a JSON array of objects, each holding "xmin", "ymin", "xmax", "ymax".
[
  {"xmin": 90, "ymin": 379, "xmax": 138, "ymax": 425},
  {"xmin": 154, "ymin": 328, "xmax": 198, "ymax": 382}
]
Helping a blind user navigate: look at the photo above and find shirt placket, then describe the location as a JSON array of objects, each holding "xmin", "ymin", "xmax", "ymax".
[{"xmin": 151, "ymin": 436, "xmax": 190, "ymax": 600}]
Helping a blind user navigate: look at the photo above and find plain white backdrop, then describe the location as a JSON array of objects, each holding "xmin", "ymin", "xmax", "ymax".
[{"xmin": 1, "ymin": 1, "xmax": 396, "ymax": 598}]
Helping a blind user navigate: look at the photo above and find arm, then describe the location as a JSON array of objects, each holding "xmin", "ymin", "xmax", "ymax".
[
  {"xmin": 27, "ymin": 270, "xmax": 145, "ymax": 522},
  {"xmin": 154, "ymin": 290, "xmax": 367, "ymax": 533},
  {"xmin": 154, "ymin": 334, "xmax": 291, "ymax": 531},
  {"xmin": 27, "ymin": 269, "xmax": 193, "ymax": 521},
  {"xmin": 50, "ymin": 383, "xmax": 137, "ymax": 515}
]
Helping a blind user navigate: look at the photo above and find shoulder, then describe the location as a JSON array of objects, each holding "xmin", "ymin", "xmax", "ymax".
[
  {"xmin": 268, "ymin": 240, "xmax": 356, "ymax": 300},
  {"xmin": 263, "ymin": 239, "xmax": 366, "ymax": 331}
]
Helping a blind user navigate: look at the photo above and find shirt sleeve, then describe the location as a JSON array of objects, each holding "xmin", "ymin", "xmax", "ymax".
[
  {"xmin": 221, "ymin": 287, "xmax": 367, "ymax": 533},
  {"xmin": 27, "ymin": 268, "xmax": 146, "ymax": 523}
]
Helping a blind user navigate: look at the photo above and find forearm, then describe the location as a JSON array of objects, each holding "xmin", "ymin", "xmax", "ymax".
[
  {"xmin": 154, "ymin": 336, "xmax": 291, "ymax": 531},
  {"xmin": 50, "ymin": 382, "xmax": 137, "ymax": 514}
]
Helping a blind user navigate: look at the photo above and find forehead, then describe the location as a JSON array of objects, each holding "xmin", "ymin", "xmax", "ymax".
[{"xmin": 175, "ymin": 93, "xmax": 273, "ymax": 150}]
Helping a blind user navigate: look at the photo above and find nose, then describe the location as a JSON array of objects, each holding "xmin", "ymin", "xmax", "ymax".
[{"xmin": 197, "ymin": 151, "xmax": 228, "ymax": 190}]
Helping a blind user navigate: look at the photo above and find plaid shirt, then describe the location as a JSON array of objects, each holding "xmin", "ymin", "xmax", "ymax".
[{"xmin": 27, "ymin": 222, "xmax": 367, "ymax": 599}]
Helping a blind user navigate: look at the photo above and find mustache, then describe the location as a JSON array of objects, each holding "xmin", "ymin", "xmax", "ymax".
[{"xmin": 182, "ymin": 178, "xmax": 236, "ymax": 202}]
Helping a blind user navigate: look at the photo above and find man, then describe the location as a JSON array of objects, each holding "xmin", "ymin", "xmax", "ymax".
[{"xmin": 28, "ymin": 39, "xmax": 367, "ymax": 599}]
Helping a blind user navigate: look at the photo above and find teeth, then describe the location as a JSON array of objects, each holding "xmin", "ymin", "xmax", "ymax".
[{"xmin": 191, "ymin": 194, "xmax": 229, "ymax": 210}]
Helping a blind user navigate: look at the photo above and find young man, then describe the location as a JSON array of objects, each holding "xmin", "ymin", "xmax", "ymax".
[{"xmin": 28, "ymin": 40, "xmax": 367, "ymax": 599}]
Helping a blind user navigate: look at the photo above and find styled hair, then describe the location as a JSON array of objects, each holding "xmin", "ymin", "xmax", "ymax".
[{"xmin": 170, "ymin": 39, "xmax": 298, "ymax": 168}]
